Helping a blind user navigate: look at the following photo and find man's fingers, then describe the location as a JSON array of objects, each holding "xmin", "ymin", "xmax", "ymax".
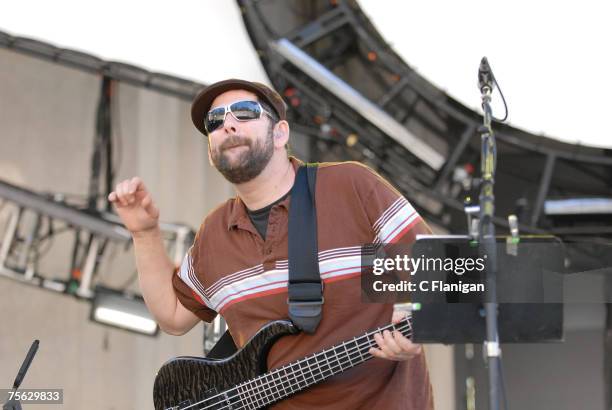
[
  {"xmin": 369, "ymin": 311, "xmax": 411, "ymax": 361},
  {"xmin": 369, "ymin": 333, "xmax": 388, "ymax": 359},
  {"xmin": 373, "ymin": 332, "xmax": 397, "ymax": 357},
  {"xmin": 111, "ymin": 183, "xmax": 122, "ymax": 206},
  {"xmin": 110, "ymin": 178, "xmax": 148, "ymax": 207},
  {"xmin": 141, "ymin": 193, "xmax": 152, "ymax": 208},
  {"xmin": 369, "ymin": 346, "xmax": 387, "ymax": 359},
  {"xmin": 129, "ymin": 178, "xmax": 150, "ymax": 205},
  {"xmin": 392, "ymin": 309, "xmax": 407, "ymax": 324},
  {"xmin": 141, "ymin": 194, "xmax": 160, "ymax": 218},
  {"xmin": 381, "ymin": 330, "xmax": 402, "ymax": 355},
  {"xmin": 393, "ymin": 331, "xmax": 421, "ymax": 354},
  {"xmin": 129, "ymin": 176, "xmax": 143, "ymax": 194},
  {"xmin": 117, "ymin": 181, "xmax": 128, "ymax": 206},
  {"xmin": 371, "ymin": 329, "xmax": 422, "ymax": 361},
  {"xmin": 125, "ymin": 179, "xmax": 136, "ymax": 204}
]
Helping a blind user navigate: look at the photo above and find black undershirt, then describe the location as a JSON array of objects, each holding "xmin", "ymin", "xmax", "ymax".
[{"xmin": 246, "ymin": 191, "xmax": 290, "ymax": 240}]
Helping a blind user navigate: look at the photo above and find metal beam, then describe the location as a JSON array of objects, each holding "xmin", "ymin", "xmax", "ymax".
[
  {"xmin": 289, "ymin": 7, "xmax": 349, "ymax": 48},
  {"xmin": 269, "ymin": 38, "xmax": 445, "ymax": 170},
  {"xmin": 0, "ymin": 30, "xmax": 203, "ymax": 101},
  {"xmin": 531, "ymin": 154, "xmax": 556, "ymax": 226},
  {"xmin": 0, "ymin": 179, "xmax": 131, "ymax": 242},
  {"xmin": 434, "ymin": 125, "xmax": 476, "ymax": 191}
]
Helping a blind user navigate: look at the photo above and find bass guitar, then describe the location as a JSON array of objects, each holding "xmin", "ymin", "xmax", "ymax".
[{"xmin": 153, "ymin": 314, "xmax": 412, "ymax": 410}]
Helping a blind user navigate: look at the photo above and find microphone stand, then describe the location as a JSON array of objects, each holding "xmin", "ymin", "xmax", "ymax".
[
  {"xmin": 3, "ymin": 340, "xmax": 39, "ymax": 410},
  {"xmin": 478, "ymin": 58, "xmax": 502, "ymax": 410}
]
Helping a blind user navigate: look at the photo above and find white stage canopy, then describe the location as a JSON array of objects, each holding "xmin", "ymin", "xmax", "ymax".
[
  {"xmin": 2, "ymin": 0, "xmax": 611, "ymax": 148},
  {"xmin": 1, "ymin": 0, "xmax": 269, "ymax": 85}
]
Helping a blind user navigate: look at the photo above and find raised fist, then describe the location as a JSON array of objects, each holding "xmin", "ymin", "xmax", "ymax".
[{"xmin": 108, "ymin": 177, "xmax": 160, "ymax": 235}]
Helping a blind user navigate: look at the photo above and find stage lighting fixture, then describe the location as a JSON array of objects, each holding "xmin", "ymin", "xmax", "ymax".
[{"xmin": 90, "ymin": 287, "xmax": 159, "ymax": 336}]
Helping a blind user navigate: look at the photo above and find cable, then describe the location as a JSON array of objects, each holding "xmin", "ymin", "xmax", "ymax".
[
  {"xmin": 491, "ymin": 71, "xmax": 509, "ymax": 123},
  {"xmin": 110, "ymin": 81, "xmax": 123, "ymax": 184}
]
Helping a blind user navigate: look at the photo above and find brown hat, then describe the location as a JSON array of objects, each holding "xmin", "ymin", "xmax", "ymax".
[{"xmin": 191, "ymin": 79, "xmax": 287, "ymax": 135}]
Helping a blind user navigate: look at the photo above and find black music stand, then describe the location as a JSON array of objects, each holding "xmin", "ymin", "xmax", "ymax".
[{"xmin": 409, "ymin": 235, "xmax": 564, "ymax": 344}]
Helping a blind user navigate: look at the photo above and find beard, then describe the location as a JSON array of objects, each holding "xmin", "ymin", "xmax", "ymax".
[{"xmin": 210, "ymin": 128, "xmax": 274, "ymax": 184}]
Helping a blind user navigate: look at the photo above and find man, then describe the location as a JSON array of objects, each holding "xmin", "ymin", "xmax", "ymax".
[{"xmin": 109, "ymin": 79, "xmax": 434, "ymax": 409}]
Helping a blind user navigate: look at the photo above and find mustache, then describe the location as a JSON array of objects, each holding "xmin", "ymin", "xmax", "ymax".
[{"xmin": 219, "ymin": 136, "xmax": 252, "ymax": 151}]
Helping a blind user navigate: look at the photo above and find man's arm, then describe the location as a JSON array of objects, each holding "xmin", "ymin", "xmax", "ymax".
[
  {"xmin": 132, "ymin": 228, "xmax": 200, "ymax": 335},
  {"xmin": 109, "ymin": 177, "xmax": 199, "ymax": 335}
]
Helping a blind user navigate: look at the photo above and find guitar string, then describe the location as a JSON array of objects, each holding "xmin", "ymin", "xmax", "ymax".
[
  {"xmin": 189, "ymin": 330, "xmax": 392, "ymax": 410},
  {"xmin": 238, "ymin": 325, "xmax": 414, "ymax": 410},
  {"xmin": 179, "ymin": 319, "xmax": 412, "ymax": 410},
  {"xmin": 186, "ymin": 320, "xmax": 412, "ymax": 410}
]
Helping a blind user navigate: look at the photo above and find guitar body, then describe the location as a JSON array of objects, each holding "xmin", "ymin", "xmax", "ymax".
[{"xmin": 153, "ymin": 320, "xmax": 298, "ymax": 410}]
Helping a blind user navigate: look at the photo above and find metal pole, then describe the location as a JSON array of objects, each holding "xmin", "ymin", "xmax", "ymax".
[{"xmin": 479, "ymin": 84, "xmax": 501, "ymax": 410}]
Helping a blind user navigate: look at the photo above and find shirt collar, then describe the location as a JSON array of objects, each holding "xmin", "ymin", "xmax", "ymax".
[{"xmin": 227, "ymin": 156, "xmax": 303, "ymax": 231}]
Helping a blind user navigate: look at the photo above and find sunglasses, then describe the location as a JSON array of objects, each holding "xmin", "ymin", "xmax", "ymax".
[{"xmin": 204, "ymin": 100, "xmax": 273, "ymax": 134}]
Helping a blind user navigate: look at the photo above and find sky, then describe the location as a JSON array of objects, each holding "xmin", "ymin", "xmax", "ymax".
[
  {"xmin": 360, "ymin": 0, "xmax": 612, "ymax": 148},
  {"xmin": 2, "ymin": 0, "xmax": 610, "ymax": 148}
]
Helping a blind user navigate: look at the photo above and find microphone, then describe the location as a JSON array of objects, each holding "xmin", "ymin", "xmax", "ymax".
[
  {"xmin": 12, "ymin": 340, "xmax": 39, "ymax": 390},
  {"xmin": 3, "ymin": 341, "xmax": 39, "ymax": 410},
  {"xmin": 478, "ymin": 57, "xmax": 494, "ymax": 93}
]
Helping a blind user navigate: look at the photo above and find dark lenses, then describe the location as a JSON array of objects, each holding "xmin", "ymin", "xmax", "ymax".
[
  {"xmin": 205, "ymin": 107, "xmax": 226, "ymax": 134},
  {"xmin": 229, "ymin": 100, "xmax": 261, "ymax": 120}
]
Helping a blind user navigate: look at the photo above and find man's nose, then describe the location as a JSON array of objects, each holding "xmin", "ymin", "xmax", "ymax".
[{"xmin": 222, "ymin": 111, "xmax": 240, "ymax": 134}]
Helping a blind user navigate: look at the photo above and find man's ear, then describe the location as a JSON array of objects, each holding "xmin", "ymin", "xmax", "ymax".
[{"xmin": 273, "ymin": 120, "xmax": 290, "ymax": 148}]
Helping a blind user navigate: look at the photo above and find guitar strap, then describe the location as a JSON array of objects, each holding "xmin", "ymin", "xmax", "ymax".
[
  {"xmin": 207, "ymin": 164, "xmax": 321, "ymax": 358},
  {"xmin": 287, "ymin": 163, "xmax": 322, "ymax": 334}
]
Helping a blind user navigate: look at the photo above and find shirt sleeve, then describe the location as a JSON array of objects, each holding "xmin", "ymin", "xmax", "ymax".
[
  {"xmin": 360, "ymin": 167, "xmax": 432, "ymax": 245},
  {"xmin": 357, "ymin": 166, "xmax": 432, "ymax": 304},
  {"xmin": 172, "ymin": 228, "xmax": 218, "ymax": 323}
]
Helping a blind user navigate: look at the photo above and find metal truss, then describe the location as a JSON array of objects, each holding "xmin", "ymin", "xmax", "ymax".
[
  {"xmin": 0, "ymin": 178, "xmax": 194, "ymax": 300},
  {"xmin": 238, "ymin": 0, "xmax": 612, "ymax": 265},
  {"xmin": 0, "ymin": 30, "xmax": 215, "ymax": 337}
]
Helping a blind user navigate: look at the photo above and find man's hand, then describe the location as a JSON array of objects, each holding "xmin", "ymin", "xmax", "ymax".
[
  {"xmin": 369, "ymin": 310, "xmax": 422, "ymax": 361},
  {"xmin": 108, "ymin": 177, "xmax": 160, "ymax": 235}
]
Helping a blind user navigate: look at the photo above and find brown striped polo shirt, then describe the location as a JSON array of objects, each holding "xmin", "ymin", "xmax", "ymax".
[{"xmin": 173, "ymin": 157, "xmax": 434, "ymax": 409}]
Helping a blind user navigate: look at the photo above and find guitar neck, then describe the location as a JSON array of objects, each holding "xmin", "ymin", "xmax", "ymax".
[{"xmin": 234, "ymin": 317, "xmax": 413, "ymax": 408}]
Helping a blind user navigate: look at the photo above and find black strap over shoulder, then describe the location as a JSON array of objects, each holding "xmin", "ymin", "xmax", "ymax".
[
  {"xmin": 207, "ymin": 163, "xmax": 321, "ymax": 358},
  {"xmin": 287, "ymin": 163, "xmax": 322, "ymax": 334}
]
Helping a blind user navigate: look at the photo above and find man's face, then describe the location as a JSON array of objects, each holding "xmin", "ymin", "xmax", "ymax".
[{"xmin": 207, "ymin": 90, "xmax": 275, "ymax": 184}]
